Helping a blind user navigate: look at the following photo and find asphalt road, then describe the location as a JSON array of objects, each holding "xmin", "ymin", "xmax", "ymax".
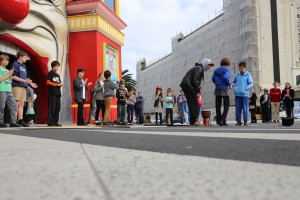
[{"xmin": 2, "ymin": 125, "xmax": 300, "ymax": 166}]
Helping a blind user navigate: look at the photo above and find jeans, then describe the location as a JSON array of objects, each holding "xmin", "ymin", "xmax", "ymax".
[{"xmin": 127, "ymin": 104, "xmax": 134, "ymax": 123}]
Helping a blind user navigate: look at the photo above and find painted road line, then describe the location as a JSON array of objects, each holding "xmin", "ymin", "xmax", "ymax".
[{"xmin": 77, "ymin": 129, "xmax": 300, "ymax": 141}]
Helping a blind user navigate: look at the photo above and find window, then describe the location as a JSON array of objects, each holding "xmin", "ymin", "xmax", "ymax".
[{"xmin": 104, "ymin": 0, "xmax": 115, "ymax": 12}]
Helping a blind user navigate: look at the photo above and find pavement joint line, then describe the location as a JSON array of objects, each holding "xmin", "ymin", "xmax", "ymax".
[
  {"xmin": 75, "ymin": 129, "xmax": 300, "ymax": 141},
  {"xmin": 80, "ymin": 143, "xmax": 113, "ymax": 200}
]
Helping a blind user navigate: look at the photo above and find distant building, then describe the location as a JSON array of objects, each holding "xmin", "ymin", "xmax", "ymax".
[{"xmin": 137, "ymin": 0, "xmax": 300, "ymax": 113}]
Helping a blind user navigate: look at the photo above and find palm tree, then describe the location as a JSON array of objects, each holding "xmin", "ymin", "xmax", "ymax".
[{"xmin": 122, "ymin": 69, "xmax": 137, "ymax": 91}]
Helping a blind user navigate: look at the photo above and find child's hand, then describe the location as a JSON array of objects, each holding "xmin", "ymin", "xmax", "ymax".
[
  {"xmin": 8, "ymin": 69, "xmax": 14, "ymax": 76},
  {"xmin": 30, "ymin": 82, "xmax": 38, "ymax": 88}
]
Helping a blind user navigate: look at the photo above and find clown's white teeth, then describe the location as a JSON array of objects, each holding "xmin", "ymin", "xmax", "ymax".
[{"xmin": 0, "ymin": 40, "xmax": 21, "ymax": 57}]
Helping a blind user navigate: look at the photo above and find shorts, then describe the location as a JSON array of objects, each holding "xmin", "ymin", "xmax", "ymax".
[{"xmin": 12, "ymin": 87, "xmax": 26, "ymax": 101}]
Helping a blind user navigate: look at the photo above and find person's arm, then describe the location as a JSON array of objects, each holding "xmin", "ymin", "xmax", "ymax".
[
  {"xmin": 231, "ymin": 75, "xmax": 236, "ymax": 87},
  {"xmin": 0, "ymin": 69, "xmax": 13, "ymax": 82},
  {"xmin": 116, "ymin": 89, "xmax": 122, "ymax": 99},
  {"xmin": 261, "ymin": 94, "xmax": 267, "ymax": 104},
  {"xmin": 73, "ymin": 78, "xmax": 82, "ymax": 89},
  {"xmin": 191, "ymin": 67, "xmax": 203, "ymax": 94},
  {"xmin": 93, "ymin": 81, "xmax": 103, "ymax": 92},
  {"xmin": 281, "ymin": 90, "xmax": 285, "ymax": 100},
  {"xmin": 211, "ymin": 72, "xmax": 215, "ymax": 84},
  {"xmin": 110, "ymin": 81, "xmax": 119, "ymax": 90},
  {"xmin": 224, "ymin": 70, "xmax": 231, "ymax": 87},
  {"xmin": 290, "ymin": 89, "xmax": 295, "ymax": 99},
  {"xmin": 132, "ymin": 95, "xmax": 136, "ymax": 104},
  {"xmin": 247, "ymin": 74, "xmax": 253, "ymax": 90}
]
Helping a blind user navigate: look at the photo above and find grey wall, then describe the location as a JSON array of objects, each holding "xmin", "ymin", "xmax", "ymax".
[{"xmin": 136, "ymin": 0, "xmax": 260, "ymax": 114}]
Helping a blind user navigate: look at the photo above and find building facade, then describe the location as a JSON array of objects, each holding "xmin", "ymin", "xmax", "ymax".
[{"xmin": 137, "ymin": 0, "xmax": 300, "ymax": 114}]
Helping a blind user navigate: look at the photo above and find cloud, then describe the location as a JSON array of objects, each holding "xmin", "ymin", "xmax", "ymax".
[{"xmin": 120, "ymin": 0, "xmax": 223, "ymax": 78}]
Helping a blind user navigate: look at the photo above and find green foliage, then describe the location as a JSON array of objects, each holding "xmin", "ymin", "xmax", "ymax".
[{"xmin": 122, "ymin": 69, "xmax": 137, "ymax": 91}]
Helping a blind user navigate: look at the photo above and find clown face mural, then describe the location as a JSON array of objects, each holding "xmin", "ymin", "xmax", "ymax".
[
  {"xmin": 0, "ymin": 0, "xmax": 69, "ymax": 123},
  {"xmin": 0, "ymin": 0, "xmax": 68, "ymax": 80}
]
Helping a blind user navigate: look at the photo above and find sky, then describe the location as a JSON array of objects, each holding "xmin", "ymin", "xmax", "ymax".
[{"xmin": 119, "ymin": 0, "xmax": 223, "ymax": 78}]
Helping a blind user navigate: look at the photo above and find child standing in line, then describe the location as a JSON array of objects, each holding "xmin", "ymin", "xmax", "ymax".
[
  {"xmin": 103, "ymin": 70, "xmax": 118, "ymax": 125},
  {"xmin": 154, "ymin": 86, "xmax": 163, "ymax": 125},
  {"xmin": 46, "ymin": 61, "xmax": 63, "ymax": 126},
  {"xmin": 116, "ymin": 80, "xmax": 127, "ymax": 125},
  {"xmin": 0, "ymin": 54, "xmax": 21, "ymax": 128},
  {"xmin": 179, "ymin": 90, "xmax": 189, "ymax": 124},
  {"xmin": 165, "ymin": 88, "xmax": 174, "ymax": 126},
  {"xmin": 86, "ymin": 88, "xmax": 96, "ymax": 125},
  {"xmin": 25, "ymin": 86, "xmax": 36, "ymax": 124},
  {"xmin": 127, "ymin": 89, "xmax": 136, "ymax": 125},
  {"xmin": 197, "ymin": 92, "xmax": 203, "ymax": 123}
]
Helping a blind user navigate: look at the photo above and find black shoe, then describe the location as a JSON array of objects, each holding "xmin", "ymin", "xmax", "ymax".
[
  {"xmin": 18, "ymin": 120, "xmax": 29, "ymax": 127},
  {"xmin": 48, "ymin": 123, "xmax": 55, "ymax": 126},
  {"xmin": 236, "ymin": 122, "xmax": 242, "ymax": 126},
  {"xmin": 222, "ymin": 121, "xmax": 228, "ymax": 126},
  {"xmin": 217, "ymin": 121, "xmax": 223, "ymax": 126},
  {"xmin": 0, "ymin": 123, "xmax": 8, "ymax": 128},
  {"xmin": 10, "ymin": 123, "xmax": 22, "ymax": 127},
  {"xmin": 54, "ymin": 123, "xmax": 62, "ymax": 127},
  {"xmin": 244, "ymin": 122, "xmax": 248, "ymax": 126},
  {"xmin": 77, "ymin": 122, "xmax": 87, "ymax": 126},
  {"xmin": 102, "ymin": 122, "xmax": 109, "ymax": 126}
]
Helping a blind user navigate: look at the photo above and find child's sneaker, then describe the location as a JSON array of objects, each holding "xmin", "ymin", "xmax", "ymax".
[{"xmin": 0, "ymin": 123, "xmax": 8, "ymax": 128}]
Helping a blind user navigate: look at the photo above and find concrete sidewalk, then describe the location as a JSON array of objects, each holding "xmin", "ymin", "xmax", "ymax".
[{"xmin": 0, "ymin": 132, "xmax": 300, "ymax": 200}]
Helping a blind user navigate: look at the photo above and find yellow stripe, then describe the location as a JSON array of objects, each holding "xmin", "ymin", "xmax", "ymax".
[
  {"xmin": 71, "ymin": 104, "xmax": 117, "ymax": 108},
  {"xmin": 67, "ymin": 14, "xmax": 124, "ymax": 46}
]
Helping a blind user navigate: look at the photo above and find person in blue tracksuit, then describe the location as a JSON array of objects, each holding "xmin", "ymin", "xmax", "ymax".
[{"xmin": 232, "ymin": 62, "xmax": 253, "ymax": 126}]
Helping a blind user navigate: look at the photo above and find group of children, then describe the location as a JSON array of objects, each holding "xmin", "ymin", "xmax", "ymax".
[
  {"xmin": 85, "ymin": 73, "xmax": 144, "ymax": 126},
  {"xmin": 0, "ymin": 54, "xmax": 37, "ymax": 128},
  {"xmin": 153, "ymin": 86, "xmax": 202, "ymax": 126}
]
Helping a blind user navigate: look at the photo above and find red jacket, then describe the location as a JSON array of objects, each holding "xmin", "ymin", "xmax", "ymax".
[{"xmin": 269, "ymin": 88, "xmax": 281, "ymax": 102}]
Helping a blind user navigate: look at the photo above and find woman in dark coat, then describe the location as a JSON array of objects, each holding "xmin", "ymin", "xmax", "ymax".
[
  {"xmin": 281, "ymin": 82, "xmax": 295, "ymax": 118},
  {"xmin": 249, "ymin": 92, "xmax": 257, "ymax": 123}
]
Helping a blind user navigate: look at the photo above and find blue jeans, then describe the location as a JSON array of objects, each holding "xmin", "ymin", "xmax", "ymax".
[
  {"xmin": 235, "ymin": 96, "xmax": 248, "ymax": 123},
  {"xmin": 127, "ymin": 105, "xmax": 134, "ymax": 123}
]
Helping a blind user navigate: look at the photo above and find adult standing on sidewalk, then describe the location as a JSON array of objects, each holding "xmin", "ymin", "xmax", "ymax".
[
  {"xmin": 260, "ymin": 88, "xmax": 271, "ymax": 123},
  {"xmin": 212, "ymin": 57, "xmax": 232, "ymax": 126},
  {"xmin": 232, "ymin": 62, "xmax": 253, "ymax": 126},
  {"xmin": 270, "ymin": 82, "xmax": 281, "ymax": 123},
  {"xmin": 281, "ymin": 82, "xmax": 295, "ymax": 118},
  {"xmin": 180, "ymin": 58, "xmax": 214, "ymax": 126},
  {"xmin": 249, "ymin": 92, "xmax": 257, "ymax": 123},
  {"xmin": 73, "ymin": 68, "xmax": 92, "ymax": 126},
  {"xmin": 11, "ymin": 51, "xmax": 37, "ymax": 127},
  {"xmin": 46, "ymin": 61, "xmax": 63, "ymax": 126}
]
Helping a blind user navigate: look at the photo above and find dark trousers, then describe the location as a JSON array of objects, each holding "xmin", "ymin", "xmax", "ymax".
[
  {"xmin": 136, "ymin": 108, "xmax": 144, "ymax": 124},
  {"xmin": 182, "ymin": 88, "xmax": 199, "ymax": 125},
  {"xmin": 286, "ymin": 107, "xmax": 293, "ymax": 118},
  {"xmin": 166, "ymin": 108, "xmax": 173, "ymax": 125},
  {"xmin": 250, "ymin": 110, "xmax": 257, "ymax": 122},
  {"xmin": 48, "ymin": 96, "xmax": 61, "ymax": 124},
  {"xmin": 95, "ymin": 100, "xmax": 105, "ymax": 121},
  {"xmin": 76, "ymin": 100, "xmax": 85, "ymax": 124},
  {"xmin": 215, "ymin": 95, "xmax": 229, "ymax": 123},
  {"xmin": 127, "ymin": 105, "xmax": 134, "ymax": 123},
  {"xmin": 155, "ymin": 112, "xmax": 162, "ymax": 125},
  {"xmin": 262, "ymin": 105, "xmax": 271, "ymax": 122}
]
